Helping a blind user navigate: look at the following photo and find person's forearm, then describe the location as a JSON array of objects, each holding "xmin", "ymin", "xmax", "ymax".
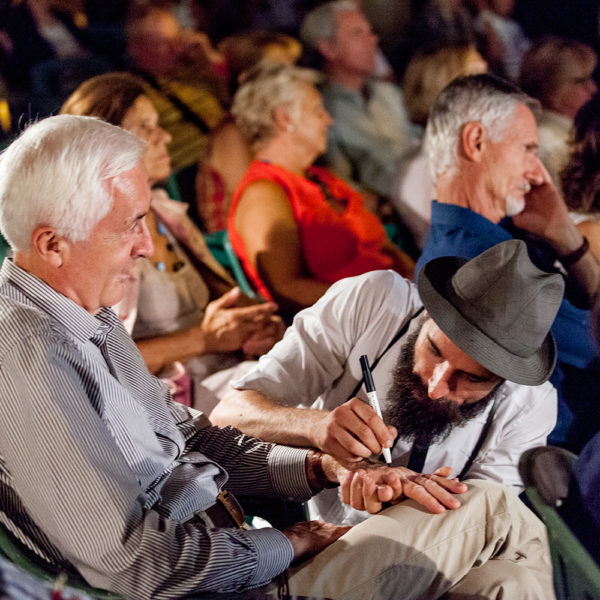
[
  {"xmin": 211, "ymin": 389, "xmax": 329, "ymax": 448},
  {"xmin": 136, "ymin": 326, "xmax": 211, "ymax": 374},
  {"xmin": 261, "ymin": 272, "xmax": 330, "ymax": 316},
  {"xmin": 548, "ymin": 226, "xmax": 600, "ymax": 306}
]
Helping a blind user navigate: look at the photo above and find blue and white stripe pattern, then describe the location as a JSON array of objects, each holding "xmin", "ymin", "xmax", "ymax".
[{"xmin": 0, "ymin": 260, "xmax": 312, "ymax": 600}]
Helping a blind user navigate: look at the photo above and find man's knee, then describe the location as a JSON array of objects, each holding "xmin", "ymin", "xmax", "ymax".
[{"xmin": 443, "ymin": 558, "xmax": 554, "ymax": 600}]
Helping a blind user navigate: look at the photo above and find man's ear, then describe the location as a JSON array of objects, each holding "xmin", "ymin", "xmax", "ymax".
[
  {"xmin": 461, "ymin": 121, "xmax": 486, "ymax": 162},
  {"xmin": 30, "ymin": 226, "xmax": 68, "ymax": 268}
]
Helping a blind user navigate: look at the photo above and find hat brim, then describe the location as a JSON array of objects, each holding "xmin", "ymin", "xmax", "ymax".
[{"xmin": 417, "ymin": 255, "xmax": 557, "ymax": 386}]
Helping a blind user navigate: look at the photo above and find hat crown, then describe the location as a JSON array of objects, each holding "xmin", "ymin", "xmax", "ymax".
[{"xmin": 449, "ymin": 240, "xmax": 564, "ymax": 358}]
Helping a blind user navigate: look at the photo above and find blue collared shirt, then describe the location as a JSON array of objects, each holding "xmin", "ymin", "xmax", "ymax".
[{"xmin": 417, "ymin": 201, "xmax": 596, "ymax": 369}]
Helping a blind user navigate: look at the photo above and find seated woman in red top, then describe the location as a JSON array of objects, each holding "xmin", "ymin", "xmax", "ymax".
[{"xmin": 229, "ymin": 64, "xmax": 415, "ymax": 320}]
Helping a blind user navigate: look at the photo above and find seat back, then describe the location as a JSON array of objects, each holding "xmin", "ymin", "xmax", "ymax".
[
  {"xmin": 205, "ymin": 230, "xmax": 258, "ymax": 299},
  {"xmin": 520, "ymin": 446, "xmax": 600, "ymax": 600},
  {"xmin": 0, "ymin": 234, "xmax": 10, "ymax": 265}
]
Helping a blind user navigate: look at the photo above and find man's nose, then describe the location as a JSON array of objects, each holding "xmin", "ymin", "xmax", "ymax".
[
  {"xmin": 526, "ymin": 155, "xmax": 545, "ymax": 185},
  {"xmin": 136, "ymin": 218, "xmax": 154, "ymax": 258},
  {"xmin": 427, "ymin": 362, "xmax": 452, "ymax": 400}
]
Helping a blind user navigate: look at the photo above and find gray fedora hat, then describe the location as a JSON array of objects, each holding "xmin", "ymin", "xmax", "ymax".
[{"xmin": 417, "ymin": 239, "xmax": 564, "ymax": 385}]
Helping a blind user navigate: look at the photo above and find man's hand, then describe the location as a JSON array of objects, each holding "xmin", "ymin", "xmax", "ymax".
[
  {"xmin": 282, "ymin": 521, "xmax": 351, "ymax": 565},
  {"xmin": 322, "ymin": 455, "xmax": 467, "ymax": 514},
  {"xmin": 512, "ymin": 160, "xmax": 580, "ymax": 253},
  {"xmin": 199, "ymin": 287, "xmax": 280, "ymax": 352},
  {"xmin": 313, "ymin": 397, "xmax": 396, "ymax": 461}
]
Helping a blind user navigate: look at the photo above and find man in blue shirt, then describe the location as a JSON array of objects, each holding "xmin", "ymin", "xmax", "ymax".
[{"xmin": 417, "ymin": 73, "xmax": 600, "ymax": 450}]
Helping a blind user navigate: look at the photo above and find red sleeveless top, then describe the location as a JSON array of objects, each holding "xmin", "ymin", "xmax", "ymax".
[{"xmin": 228, "ymin": 161, "xmax": 392, "ymax": 300}]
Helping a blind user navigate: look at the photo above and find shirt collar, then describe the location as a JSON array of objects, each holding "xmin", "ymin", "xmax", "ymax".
[
  {"xmin": 321, "ymin": 77, "xmax": 376, "ymax": 104},
  {"xmin": 0, "ymin": 259, "xmax": 117, "ymax": 342},
  {"xmin": 430, "ymin": 200, "xmax": 512, "ymax": 240}
]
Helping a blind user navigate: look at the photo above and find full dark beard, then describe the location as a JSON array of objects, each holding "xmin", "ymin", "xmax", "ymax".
[{"xmin": 383, "ymin": 328, "xmax": 500, "ymax": 448}]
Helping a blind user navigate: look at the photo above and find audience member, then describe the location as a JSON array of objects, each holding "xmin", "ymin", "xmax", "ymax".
[
  {"xmin": 61, "ymin": 72, "xmax": 283, "ymax": 413},
  {"xmin": 519, "ymin": 36, "xmax": 598, "ymax": 184},
  {"xmin": 561, "ymin": 93, "xmax": 600, "ymax": 262},
  {"xmin": 393, "ymin": 42, "xmax": 487, "ymax": 249},
  {"xmin": 0, "ymin": 0, "xmax": 117, "ymax": 116},
  {"xmin": 0, "ymin": 0, "xmax": 93, "ymax": 92},
  {"xmin": 125, "ymin": 5, "xmax": 226, "ymax": 172},
  {"xmin": 213, "ymin": 240, "xmax": 561, "ymax": 524},
  {"xmin": 474, "ymin": 0, "xmax": 530, "ymax": 81},
  {"xmin": 408, "ymin": 0, "xmax": 477, "ymax": 55},
  {"xmin": 0, "ymin": 114, "xmax": 554, "ymax": 600},
  {"xmin": 299, "ymin": 0, "xmax": 414, "ymax": 199},
  {"xmin": 195, "ymin": 30, "xmax": 302, "ymax": 232},
  {"xmin": 229, "ymin": 64, "xmax": 415, "ymax": 322},
  {"xmin": 417, "ymin": 73, "xmax": 600, "ymax": 451},
  {"xmin": 559, "ymin": 303, "xmax": 600, "ymax": 566}
]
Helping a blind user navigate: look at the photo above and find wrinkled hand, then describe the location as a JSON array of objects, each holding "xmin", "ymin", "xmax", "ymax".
[
  {"xmin": 282, "ymin": 520, "xmax": 351, "ymax": 565},
  {"xmin": 324, "ymin": 456, "xmax": 467, "ymax": 514},
  {"xmin": 512, "ymin": 160, "xmax": 574, "ymax": 248},
  {"xmin": 314, "ymin": 397, "xmax": 396, "ymax": 462},
  {"xmin": 199, "ymin": 287, "xmax": 279, "ymax": 352},
  {"xmin": 241, "ymin": 315, "xmax": 285, "ymax": 355}
]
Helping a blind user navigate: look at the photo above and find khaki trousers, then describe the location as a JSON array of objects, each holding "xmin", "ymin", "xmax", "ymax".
[{"xmin": 284, "ymin": 479, "xmax": 554, "ymax": 600}]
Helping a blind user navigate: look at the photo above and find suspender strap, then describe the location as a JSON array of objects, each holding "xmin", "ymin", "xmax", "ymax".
[
  {"xmin": 347, "ymin": 306, "xmax": 425, "ymax": 401},
  {"xmin": 406, "ymin": 439, "xmax": 428, "ymax": 472},
  {"xmin": 457, "ymin": 393, "xmax": 502, "ymax": 480}
]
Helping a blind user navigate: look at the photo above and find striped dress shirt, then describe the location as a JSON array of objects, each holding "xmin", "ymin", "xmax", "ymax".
[{"xmin": 0, "ymin": 259, "xmax": 312, "ymax": 599}]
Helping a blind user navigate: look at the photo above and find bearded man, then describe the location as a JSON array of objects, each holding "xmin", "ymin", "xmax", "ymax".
[{"xmin": 211, "ymin": 239, "xmax": 562, "ymax": 525}]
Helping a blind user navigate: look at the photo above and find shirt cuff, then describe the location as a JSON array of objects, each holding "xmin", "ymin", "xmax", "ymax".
[
  {"xmin": 268, "ymin": 445, "xmax": 314, "ymax": 500},
  {"xmin": 244, "ymin": 527, "xmax": 294, "ymax": 587}
]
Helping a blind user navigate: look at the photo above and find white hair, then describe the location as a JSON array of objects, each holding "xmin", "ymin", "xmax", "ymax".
[
  {"xmin": 232, "ymin": 63, "xmax": 321, "ymax": 151},
  {"xmin": 300, "ymin": 0, "xmax": 358, "ymax": 50},
  {"xmin": 0, "ymin": 115, "xmax": 145, "ymax": 251},
  {"xmin": 424, "ymin": 74, "xmax": 540, "ymax": 180}
]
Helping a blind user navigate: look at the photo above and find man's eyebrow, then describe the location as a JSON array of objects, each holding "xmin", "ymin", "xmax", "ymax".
[
  {"xmin": 126, "ymin": 211, "xmax": 148, "ymax": 228},
  {"xmin": 427, "ymin": 334, "xmax": 497, "ymax": 382}
]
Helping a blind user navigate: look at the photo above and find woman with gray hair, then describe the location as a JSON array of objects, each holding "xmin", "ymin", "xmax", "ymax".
[{"xmin": 229, "ymin": 64, "xmax": 414, "ymax": 321}]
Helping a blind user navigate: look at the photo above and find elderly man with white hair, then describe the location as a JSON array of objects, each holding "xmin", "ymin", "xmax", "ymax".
[{"xmin": 416, "ymin": 73, "xmax": 600, "ymax": 451}]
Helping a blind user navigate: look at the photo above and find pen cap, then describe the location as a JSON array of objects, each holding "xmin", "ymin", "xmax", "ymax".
[{"xmin": 359, "ymin": 354, "xmax": 375, "ymax": 391}]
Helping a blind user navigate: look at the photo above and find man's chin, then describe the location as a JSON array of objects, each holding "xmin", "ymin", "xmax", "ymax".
[{"xmin": 505, "ymin": 195, "xmax": 526, "ymax": 217}]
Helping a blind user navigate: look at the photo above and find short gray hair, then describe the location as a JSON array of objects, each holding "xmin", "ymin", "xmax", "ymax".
[
  {"xmin": 0, "ymin": 115, "xmax": 145, "ymax": 251},
  {"xmin": 300, "ymin": 0, "xmax": 357, "ymax": 50},
  {"xmin": 232, "ymin": 63, "xmax": 321, "ymax": 151},
  {"xmin": 424, "ymin": 74, "xmax": 540, "ymax": 180}
]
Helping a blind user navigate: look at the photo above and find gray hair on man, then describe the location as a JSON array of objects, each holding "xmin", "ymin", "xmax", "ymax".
[
  {"xmin": 0, "ymin": 115, "xmax": 145, "ymax": 251},
  {"xmin": 299, "ymin": 0, "xmax": 357, "ymax": 50},
  {"xmin": 424, "ymin": 73, "xmax": 540, "ymax": 180},
  {"xmin": 232, "ymin": 63, "xmax": 321, "ymax": 151}
]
